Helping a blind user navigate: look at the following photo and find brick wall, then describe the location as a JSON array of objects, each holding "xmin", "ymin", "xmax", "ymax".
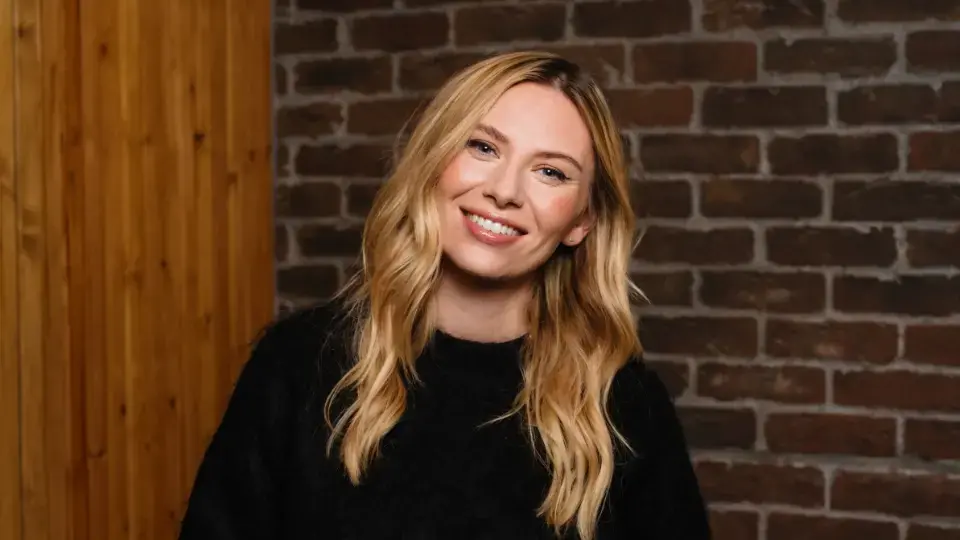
[{"xmin": 272, "ymin": 1, "xmax": 960, "ymax": 538}]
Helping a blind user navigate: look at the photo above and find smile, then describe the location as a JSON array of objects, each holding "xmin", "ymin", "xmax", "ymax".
[{"xmin": 464, "ymin": 211, "xmax": 524, "ymax": 236}]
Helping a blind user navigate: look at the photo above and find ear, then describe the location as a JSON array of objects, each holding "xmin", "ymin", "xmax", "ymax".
[{"xmin": 562, "ymin": 210, "xmax": 594, "ymax": 247}]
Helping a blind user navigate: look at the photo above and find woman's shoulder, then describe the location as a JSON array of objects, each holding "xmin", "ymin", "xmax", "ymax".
[{"xmin": 608, "ymin": 357, "xmax": 684, "ymax": 455}]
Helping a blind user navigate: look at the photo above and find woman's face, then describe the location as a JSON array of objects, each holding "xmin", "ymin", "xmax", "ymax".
[{"xmin": 436, "ymin": 82, "xmax": 595, "ymax": 282}]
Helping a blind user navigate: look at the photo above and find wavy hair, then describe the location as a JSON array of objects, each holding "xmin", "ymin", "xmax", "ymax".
[{"xmin": 323, "ymin": 51, "xmax": 643, "ymax": 540}]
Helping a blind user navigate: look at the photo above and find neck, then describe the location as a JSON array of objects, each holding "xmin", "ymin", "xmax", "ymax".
[{"xmin": 432, "ymin": 261, "xmax": 532, "ymax": 343}]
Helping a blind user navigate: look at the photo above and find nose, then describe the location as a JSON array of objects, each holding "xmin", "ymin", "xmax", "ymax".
[{"xmin": 482, "ymin": 162, "xmax": 524, "ymax": 209}]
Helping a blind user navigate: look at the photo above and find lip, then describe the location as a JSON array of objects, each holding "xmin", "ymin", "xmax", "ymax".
[
  {"xmin": 460, "ymin": 207, "xmax": 528, "ymax": 235},
  {"xmin": 462, "ymin": 212, "xmax": 524, "ymax": 246}
]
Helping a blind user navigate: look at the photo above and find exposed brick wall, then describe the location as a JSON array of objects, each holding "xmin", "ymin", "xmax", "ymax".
[{"xmin": 272, "ymin": 1, "xmax": 960, "ymax": 538}]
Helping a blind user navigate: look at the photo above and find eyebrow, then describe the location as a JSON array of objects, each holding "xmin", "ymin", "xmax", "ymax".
[{"xmin": 475, "ymin": 123, "xmax": 584, "ymax": 172}]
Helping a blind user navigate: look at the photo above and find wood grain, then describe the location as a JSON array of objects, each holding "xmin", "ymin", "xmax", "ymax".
[{"xmin": 0, "ymin": 0, "xmax": 275, "ymax": 538}]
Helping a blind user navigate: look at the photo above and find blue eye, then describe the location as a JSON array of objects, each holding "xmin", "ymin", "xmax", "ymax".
[
  {"xmin": 539, "ymin": 167, "xmax": 570, "ymax": 181},
  {"xmin": 467, "ymin": 139, "xmax": 496, "ymax": 156}
]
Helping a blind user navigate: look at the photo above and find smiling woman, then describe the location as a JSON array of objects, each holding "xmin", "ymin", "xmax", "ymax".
[{"xmin": 178, "ymin": 51, "xmax": 711, "ymax": 540}]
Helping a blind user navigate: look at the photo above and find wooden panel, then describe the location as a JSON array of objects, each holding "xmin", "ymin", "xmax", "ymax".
[{"xmin": 1, "ymin": 0, "xmax": 275, "ymax": 538}]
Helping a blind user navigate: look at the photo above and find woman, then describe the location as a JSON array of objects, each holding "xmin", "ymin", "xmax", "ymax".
[{"xmin": 178, "ymin": 51, "xmax": 711, "ymax": 540}]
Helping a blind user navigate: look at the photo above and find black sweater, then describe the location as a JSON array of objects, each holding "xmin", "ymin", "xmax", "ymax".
[{"xmin": 177, "ymin": 304, "xmax": 711, "ymax": 540}]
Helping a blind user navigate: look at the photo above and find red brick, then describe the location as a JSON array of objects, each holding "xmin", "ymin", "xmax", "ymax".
[
  {"xmin": 294, "ymin": 57, "xmax": 392, "ymax": 95},
  {"xmin": 634, "ymin": 226, "xmax": 754, "ymax": 264},
  {"xmin": 905, "ymin": 325, "xmax": 960, "ymax": 367},
  {"xmin": 346, "ymin": 98, "xmax": 425, "ymax": 136},
  {"xmin": 277, "ymin": 264, "xmax": 340, "ymax": 299},
  {"xmin": 537, "ymin": 45, "xmax": 626, "ymax": 87},
  {"xmin": 640, "ymin": 316, "xmax": 758, "ymax": 357},
  {"xmin": 703, "ymin": 86, "xmax": 827, "ymax": 127},
  {"xmin": 276, "ymin": 144, "xmax": 289, "ymax": 177},
  {"xmin": 767, "ymin": 320, "xmax": 898, "ymax": 364},
  {"xmin": 701, "ymin": 178, "xmax": 822, "ymax": 219},
  {"xmin": 275, "ymin": 225, "xmax": 288, "ymax": 262},
  {"xmin": 645, "ymin": 360, "xmax": 690, "ymax": 398},
  {"xmin": 909, "ymin": 228, "xmax": 960, "ymax": 268},
  {"xmin": 765, "ymin": 413, "xmax": 896, "ymax": 457},
  {"xmin": 839, "ymin": 85, "xmax": 940, "ymax": 125},
  {"xmin": 766, "ymin": 227, "xmax": 897, "ymax": 267},
  {"xmin": 606, "ymin": 88, "xmax": 693, "ymax": 128},
  {"xmin": 709, "ymin": 510, "xmax": 758, "ymax": 540},
  {"xmin": 353, "ymin": 12, "xmax": 448, "ymax": 52},
  {"xmin": 275, "ymin": 64, "xmax": 287, "ymax": 96},
  {"xmin": 908, "ymin": 31, "xmax": 960, "ymax": 72},
  {"xmin": 909, "ymin": 525, "xmax": 960, "ymax": 540},
  {"xmin": 275, "ymin": 20, "xmax": 337, "ymax": 55},
  {"xmin": 911, "ymin": 132, "xmax": 960, "ymax": 171},
  {"xmin": 641, "ymin": 135, "xmax": 760, "ymax": 173},
  {"xmin": 905, "ymin": 419, "xmax": 960, "ymax": 461},
  {"xmin": 698, "ymin": 364, "xmax": 826, "ymax": 403},
  {"xmin": 703, "ymin": 0, "xmax": 824, "ymax": 29},
  {"xmin": 398, "ymin": 52, "xmax": 487, "ymax": 91},
  {"xmin": 632, "ymin": 42, "xmax": 757, "ymax": 82},
  {"xmin": 455, "ymin": 5, "xmax": 565, "ymax": 46},
  {"xmin": 941, "ymin": 82, "xmax": 960, "ymax": 121},
  {"xmin": 765, "ymin": 38, "xmax": 896, "ymax": 76},
  {"xmin": 574, "ymin": 0, "xmax": 690, "ymax": 38},
  {"xmin": 678, "ymin": 407, "xmax": 757, "ymax": 449},
  {"xmin": 345, "ymin": 181, "xmax": 380, "ymax": 217},
  {"xmin": 695, "ymin": 461, "xmax": 825, "ymax": 506},
  {"xmin": 700, "ymin": 271, "xmax": 825, "ymax": 313},
  {"xmin": 296, "ymin": 144, "xmax": 392, "ymax": 178},
  {"xmin": 631, "ymin": 271, "xmax": 694, "ymax": 306},
  {"xmin": 276, "ymin": 182, "xmax": 342, "ymax": 218},
  {"xmin": 276, "ymin": 103, "xmax": 343, "ymax": 138},
  {"xmin": 833, "ymin": 470, "xmax": 960, "ymax": 518},
  {"xmin": 298, "ymin": 0, "xmax": 391, "ymax": 11},
  {"xmin": 834, "ymin": 275, "xmax": 960, "ymax": 316},
  {"xmin": 767, "ymin": 513, "xmax": 899, "ymax": 540},
  {"xmin": 630, "ymin": 180, "xmax": 692, "ymax": 218},
  {"xmin": 768, "ymin": 134, "xmax": 898, "ymax": 174},
  {"xmin": 839, "ymin": 0, "xmax": 960, "ymax": 21},
  {"xmin": 835, "ymin": 180, "xmax": 960, "ymax": 221},
  {"xmin": 835, "ymin": 370, "xmax": 960, "ymax": 412},
  {"xmin": 297, "ymin": 224, "xmax": 363, "ymax": 257}
]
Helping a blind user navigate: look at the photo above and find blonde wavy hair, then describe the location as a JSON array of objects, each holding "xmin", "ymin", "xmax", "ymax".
[{"xmin": 324, "ymin": 51, "xmax": 643, "ymax": 540}]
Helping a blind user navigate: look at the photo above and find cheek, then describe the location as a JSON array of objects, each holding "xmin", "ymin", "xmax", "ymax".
[
  {"xmin": 538, "ymin": 192, "xmax": 582, "ymax": 232},
  {"xmin": 438, "ymin": 152, "xmax": 487, "ymax": 196}
]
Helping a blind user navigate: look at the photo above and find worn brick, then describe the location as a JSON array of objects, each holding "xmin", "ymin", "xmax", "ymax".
[
  {"xmin": 910, "ymin": 132, "xmax": 960, "ymax": 171},
  {"xmin": 835, "ymin": 370, "xmax": 960, "ymax": 412},
  {"xmin": 940, "ymin": 82, "xmax": 960, "ymax": 121},
  {"xmin": 700, "ymin": 271, "xmax": 825, "ymax": 313},
  {"xmin": 276, "ymin": 144, "xmax": 289, "ymax": 177},
  {"xmin": 277, "ymin": 264, "xmax": 340, "ymax": 299},
  {"xmin": 353, "ymin": 12, "xmax": 448, "ymax": 52},
  {"xmin": 835, "ymin": 180, "xmax": 960, "ymax": 221},
  {"xmin": 632, "ymin": 42, "xmax": 757, "ymax": 82},
  {"xmin": 276, "ymin": 182, "xmax": 342, "ymax": 218},
  {"xmin": 766, "ymin": 227, "xmax": 897, "ymax": 267},
  {"xmin": 908, "ymin": 31, "xmax": 960, "ymax": 72},
  {"xmin": 767, "ymin": 320, "xmax": 898, "ymax": 364},
  {"xmin": 698, "ymin": 364, "xmax": 826, "ymax": 403},
  {"xmin": 839, "ymin": 0, "xmax": 960, "ymax": 21},
  {"xmin": 345, "ymin": 182, "xmax": 381, "ymax": 217},
  {"xmin": 905, "ymin": 325, "xmax": 960, "ymax": 367},
  {"xmin": 833, "ymin": 471, "xmax": 960, "ymax": 517},
  {"xmin": 295, "ymin": 57, "xmax": 392, "ymax": 95},
  {"xmin": 297, "ymin": 224, "xmax": 363, "ymax": 257},
  {"xmin": 701, "ymin": 178, "xmax": 822, "ymax": 218},
  {"xmin": 765, "ymin": 414, "xmax": 897, "ymax": 457},
  {"xmin": 574, "ymin": 0, "xmax": 691, "ymax": 38},
  {"xmin": 645, "ymin": 360, "xmax": 690, "ymax": 397},
  {"xmin": 709, "ymin": 510, "xmax": 758, "ymax": 540},
  {"xmin": 347, "ymin": 98, "xmax": 425, "ymax": 136},
  {"xmin": 275, "ymin": 20, "xmax": 337, "ymax": 55},
  {"xmin": 905, "ymin": 419, "xmax": 960, "ymax": 461},
  {"xmin": 703, "ymin": 86, "xmax": 827, "ymax": 127},
  {"xmin": 275, "ymin": 225, "xmax": 288, "ymax": 262},
  {"xmin": 456, "ymin": 5, "xmax": 565, "ymax": 46},
  {"xmin": 631, "ymin": 271, "xmax": 694, "ymax": 307},
  {"xmin": 834, "ymin": 275, "xmax": 960, "ymax": 316},
  {"xmin": 703, "ymin": 0, "xmax": 824, "ymax": 29},
  {"xmin": 296, "ymin": 144, "xmax": 392, "ymax": 178},
  {"xmin": 298, "ymin": 0, "xmax": 391, "ymax": 11},
  {"xmin": 275, "ymin": 64, "xmax": 287, "ymax": 96},
  {"xmin": 635, "ymin": 226, "xmax": 754, "ymax": 264},
  {"xmin": 908, "ymin": 228, "xmax": 960, "ymax": 267},
  {"xmin": 640, "ymin": 316, "xmax": 758, "ymax": 357},
  {"xmin": 607, "ymin": 88, "xmax": 693, "ymax": 128},
  {"xmin": 769, "ymin": 134, "xmax": 898, "ymax": 175},
  {"xmin": 398, "ymin": 52, "xmax": 488, "ymax": 91},
  {"xmin": 767, "ymin": 514, "xmax": 899, "ymax": 540},
  {"xmin": 838, "ymin": 85, "xmax": 940, "ymax": 125},
  {"xmin": 765, "ymin": 38, "xmax": 896, "ymax": 76},
  {"xmin": 641, "ymin": 135, "xmax": 760, "ymax": 173},
  {"xmin": 277, "ymin": 103, "xmax": 343, "ymax": 138},
  {"xmin": 630, "ymin": 179, "xmax": 693, "ymax": 218},
  {"xmin": 909, "ymin": 525, "xmax": 960, "ymax": 540},
  {"xmin": 695, "ymin": 461, "xmax": 825, "ymax": 507},
  {"xmin": 679, "ymin": 407, "xmax": 757, "ymax": 450}
]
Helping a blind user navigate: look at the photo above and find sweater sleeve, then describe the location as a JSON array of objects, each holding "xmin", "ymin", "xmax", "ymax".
[
  {"xmin": 608, "ymin": 362, "xmax": 712, "ymax": 540},
  {"xmin": 177, "ymin": 319, "xmax": 297, "ymax": 540}
]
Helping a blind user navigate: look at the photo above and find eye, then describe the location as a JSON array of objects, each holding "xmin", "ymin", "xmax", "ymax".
[
  {"xmin": 537, "ymin": 167, "xmax": 570, "ymax": 182},
  {"xmin": 466, "ymin": 139, "xmax": 497, "ymax": 157}
]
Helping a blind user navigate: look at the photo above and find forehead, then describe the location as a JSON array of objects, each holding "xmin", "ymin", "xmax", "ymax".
[{"xmin": 478, "ymin": 83, "xmax": 594, "ymax": 164}]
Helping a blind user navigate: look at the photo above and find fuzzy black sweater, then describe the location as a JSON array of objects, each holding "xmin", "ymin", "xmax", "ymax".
[{"xmin": 177, "ymin": 304, "xmax": 711, "ymax": 540}]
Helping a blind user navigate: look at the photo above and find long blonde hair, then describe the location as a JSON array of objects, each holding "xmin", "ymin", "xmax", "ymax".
[{"xmin": 324, "ymin": 51, "xmax": 643, "ymax": 540}]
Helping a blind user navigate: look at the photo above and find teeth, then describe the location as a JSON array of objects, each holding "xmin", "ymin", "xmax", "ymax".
[{"xmin": 467, "ymin": 213, "xmax": 520, "ymax": 236}]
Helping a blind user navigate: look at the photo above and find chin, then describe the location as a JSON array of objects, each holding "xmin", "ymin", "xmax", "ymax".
[{"xmin": 443, "ymin": 250, "xmax": 524, "ymax": 283}]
